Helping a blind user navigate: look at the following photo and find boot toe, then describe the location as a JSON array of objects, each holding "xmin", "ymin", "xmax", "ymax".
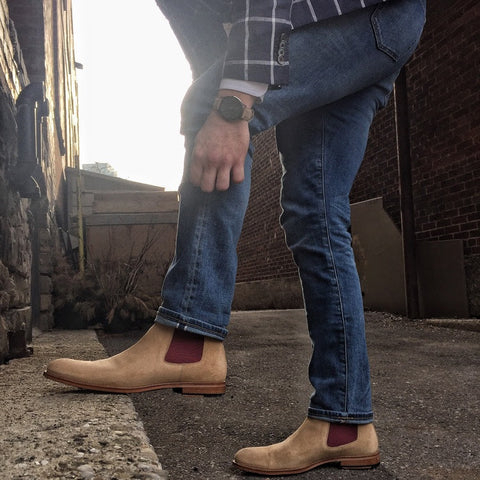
[
  {"xmin": 233, "ymin": 446, "xmax": 276, "ymax": 473},
  {"xmin": 44, "ymin": 358, "xmax": 91, "ymax": 384},
  {"xmin": 45, "ymin": 358, "xmax": 75, "ymax": 378}
]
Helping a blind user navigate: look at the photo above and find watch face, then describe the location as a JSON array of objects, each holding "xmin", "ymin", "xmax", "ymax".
[{"xmin": 219, "ymin": 96, "xmax": 244, "ymax": 121}]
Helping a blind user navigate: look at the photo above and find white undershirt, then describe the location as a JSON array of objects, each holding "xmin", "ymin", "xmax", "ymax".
[{"xmin": 219, "ymin": 78, "xmax": 269, "ymax": 101}]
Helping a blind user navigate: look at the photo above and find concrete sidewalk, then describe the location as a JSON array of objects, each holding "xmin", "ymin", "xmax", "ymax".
[
  {"xmin": 0, "ymin": 329, "xmax": 166, "ymax": 479},
  {"xmin": 1, "ymin": 310, "xmax": 479, "ymax": 479}
]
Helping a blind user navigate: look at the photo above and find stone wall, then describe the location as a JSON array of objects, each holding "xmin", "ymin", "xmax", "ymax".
[
  {"xmin": 0, "ymin": 0, "xmax": 33, "ymax": 362},
  {"xmin": 0, "ymin": 0, "xmax": 79, "ymax": 362}
]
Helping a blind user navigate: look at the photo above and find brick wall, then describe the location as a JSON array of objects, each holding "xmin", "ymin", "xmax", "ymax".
[
  {"xmin": 237, "ymin": 1, "xmax": 480, "ymax": 315},
  {"xmin": 237, "ymin": 130, "xmax": 297, "ymax": 284},
  {"xmin": 352, "ymin": 0, "xmax": 480, "ymax": 314},
  {"xmin": 410, "ymin": 1, "xmax": 479, "ymax": 254},
  {"xmin": 353, "ymin": 1, "xmax": 480, "ymax": 248},
  {"xmin": 7, "ymin": 0, "xmax": 45, "ymax": 83}
]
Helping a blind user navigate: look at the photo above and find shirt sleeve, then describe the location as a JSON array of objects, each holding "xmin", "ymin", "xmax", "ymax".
[
  {"xmin": 219, "ymin": 78, "xmax": 269, "ymax": 99},
  {"xmin": 222, "ymin": 1, "xmax": 293, "ymax": 86}
]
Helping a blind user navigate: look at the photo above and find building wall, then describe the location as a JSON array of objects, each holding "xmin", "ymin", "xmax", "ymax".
[
  {"xmin": 0, "ymin": 0, "xmax": 79, "ymax": 362},
  {"xmin": 237, "ymin": 130, "xmax": 297, "ymax": 284},
  {"xmin": 0, "ymin": 0, "xmax": 33, "ymax": 362},
  {"xmin": 10, "ymin": 0, "xmax": 80, "ymax": 211},
  {"xmin": 236, "ymin": 1, "xmax": 479, "ymax": 316},
  {"xmin": 61, "ymin": 168, "xmax": 177, "ymax": 330},
  {"xmin": 351, "ymin": 0, "xmax": 480, "ymax": 314}
]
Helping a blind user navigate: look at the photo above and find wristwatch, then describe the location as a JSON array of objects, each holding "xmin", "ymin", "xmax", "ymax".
[{"xmin": 212, "ymin": 96, "xmax": 254, "ymax": 122}]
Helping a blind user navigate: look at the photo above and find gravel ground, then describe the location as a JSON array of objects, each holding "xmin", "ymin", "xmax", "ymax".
[{"xmin": 100, "ymin": 310, "xmax": 480, "ymax": 480}]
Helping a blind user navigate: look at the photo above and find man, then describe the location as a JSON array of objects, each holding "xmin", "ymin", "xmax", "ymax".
[{"xmin": 45, "ymin": 0, "xmax": 426, "ymax": 475}]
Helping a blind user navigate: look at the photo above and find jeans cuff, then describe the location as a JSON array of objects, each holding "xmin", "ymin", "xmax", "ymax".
[
  {"xmin": 155, "ymin": 307, "xmax": 228, "ymax": 341},
  {"xmin": 308, "ymin": 407, "xmax": 374, "ymax": 424}
]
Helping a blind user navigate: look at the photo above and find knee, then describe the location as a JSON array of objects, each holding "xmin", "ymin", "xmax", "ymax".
[{"xmin": 280, "ymin": 195, "xmax": 353, "ymax": 254}]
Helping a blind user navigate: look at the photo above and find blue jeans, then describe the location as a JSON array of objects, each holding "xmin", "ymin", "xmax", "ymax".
[{"xmin": 155, "ymin": 0, "xmax": 426, "ymax": 423}]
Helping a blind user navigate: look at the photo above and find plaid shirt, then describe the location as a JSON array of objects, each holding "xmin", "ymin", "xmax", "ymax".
[{"xmin": 223, "ymin": 0, "xmax": 388, "ymax": 85}]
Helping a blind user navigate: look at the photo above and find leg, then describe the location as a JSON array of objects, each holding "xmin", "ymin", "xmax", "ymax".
[
  {"xmin": 44, "ymin": 142, "xmax": 252, "ymax": 393},
  {"xmin": 156, "ymin": 141, "xmax": 253, "ymax": 340},
  {"xmin": 153, "ymin": 0, "xmax": 254, "ymax": 338},
  {"xmin": 180, "ymin": 0, "xmax": 426, "ymax": 137},
  {"xmin": 155, "ymin": 0, "xmax": 425, "ymax": 339},
  {"xmin": 45, "ymin": 138, "xmax": 252, "ymax": 394},
  {"xmin": 233, "ymin": 80, "xmax": 391, "ymax": 476},
  {"xmin": 278, "ymin": 87, "xmax": 389, "ymax": 423},
  {"xmin": 43, "ymin": 1, "xmax": 235, "ymax": 395}
]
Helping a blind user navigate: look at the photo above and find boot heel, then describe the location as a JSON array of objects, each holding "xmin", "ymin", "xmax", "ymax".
[
  {"xmin": 339, "ymin": 453, "xmax": 380, "ymax": 470},
  {"xmin": 173, "ymin": 383, "xmax": 226, "ymax": 396}
]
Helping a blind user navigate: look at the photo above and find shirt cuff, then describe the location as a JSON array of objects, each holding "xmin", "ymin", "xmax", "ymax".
[{"xmin": 219, "ymin": 78, "xmax": 269, "ymax": 100}]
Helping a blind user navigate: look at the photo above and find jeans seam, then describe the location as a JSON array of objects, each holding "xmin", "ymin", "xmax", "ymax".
[
  {"xmin": 181, "ymin": 193, "xmax": 207, "ymax": 314},
  {"xmin": 319, "ymin": 115, "xmax": 349, "ymax": 414},
  {"xmin": 370, "ymin": 5, "xmax": 399, "ymax": 62}
]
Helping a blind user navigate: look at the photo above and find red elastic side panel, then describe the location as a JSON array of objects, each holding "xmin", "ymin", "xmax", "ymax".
[
  {"xmin": 164, "ymin": 329, "xmax": 204, "ymax": 363},
  {"xmin": 327, "ymin": 423, "xmax": 358, "ymax": 447}
]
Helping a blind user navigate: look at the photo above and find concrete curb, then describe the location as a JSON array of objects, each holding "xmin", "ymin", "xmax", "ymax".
[
  {"xmin": 424, "ymin": 318, "xmax": 480, "ymax": 332},
  {"xmin": 0, "ymin": 329, "xmax": 167, "ymax": 480}
]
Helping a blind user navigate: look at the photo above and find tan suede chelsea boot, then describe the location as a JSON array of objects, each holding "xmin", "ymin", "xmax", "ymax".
[
  {"xmin": 44, "ymin": 324, "xmax": 226, "ymax": 395},
  {"xmin": 233, "ymin": 417, "xmax": 380, "ymax": 476}
]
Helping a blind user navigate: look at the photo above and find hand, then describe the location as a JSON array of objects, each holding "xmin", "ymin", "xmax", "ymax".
[
  {"xmin": 190, "ymin": 111, "xmax": 250, "ymax": 192},
  {"xmin": 189, "ymin": 89, "xmax": 255, "ymax": 192}
]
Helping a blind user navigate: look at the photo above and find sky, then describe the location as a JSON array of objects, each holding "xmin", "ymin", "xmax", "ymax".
[{"xmin": 72, "ymin": 0, "xmax": 192, "ymax": 191}]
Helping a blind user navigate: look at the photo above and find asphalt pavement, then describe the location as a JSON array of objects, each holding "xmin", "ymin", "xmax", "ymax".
[
  {"xmin": 102, "ymin": 310, "xmax": 480, "ymax": 480},
  {"xmin": 1, "ymin": 310, "xmax": 479, "ymax": 479}
]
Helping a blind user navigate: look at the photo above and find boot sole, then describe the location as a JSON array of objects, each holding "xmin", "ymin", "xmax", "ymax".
[
  {"xmin": 43, "ymin": 371, "xmax": 226, "ymax": 396},
  {"xmin": 233, "ymin": 452, "xmax": 380, "ymax": 476}
]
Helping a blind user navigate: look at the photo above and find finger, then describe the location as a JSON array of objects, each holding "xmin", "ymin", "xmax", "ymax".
[
  {"xmin": 231, "ymin": 163, "xmax": 245, "ymax": 185},
  {"xmin": 215, "ymin": 166, "xmax": 232, "ymax": 191},
  {"xmin": 200, "ymin": 166, "xmax": 217, "ymax": 193}
]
